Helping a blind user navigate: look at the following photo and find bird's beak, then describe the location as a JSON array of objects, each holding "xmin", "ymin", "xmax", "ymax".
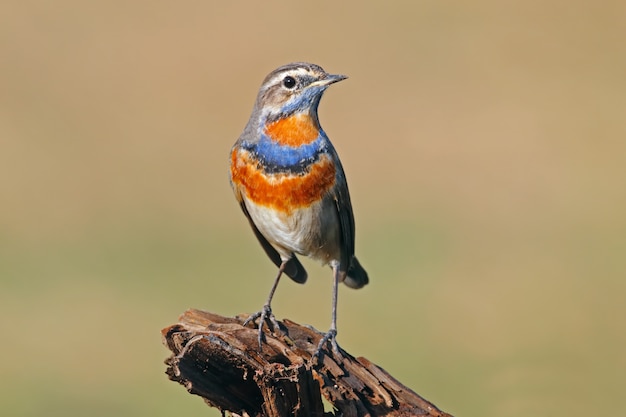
[{"xmin": 310, "ymin": 73, "xmax": 348, "ymax": 88}]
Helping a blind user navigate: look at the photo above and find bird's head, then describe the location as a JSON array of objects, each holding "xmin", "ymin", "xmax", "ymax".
[{"xmin": 254, "ymin": 62, "xmax": 347, "ymax": 122}]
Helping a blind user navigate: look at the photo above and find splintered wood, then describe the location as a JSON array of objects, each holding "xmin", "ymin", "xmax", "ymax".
[{"xmin": 162, "ymin": 309, "xmax": 454, "ymax": 417}]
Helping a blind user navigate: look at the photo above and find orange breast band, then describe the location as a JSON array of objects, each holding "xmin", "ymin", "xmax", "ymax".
[{"xmin": 231, "ymin": 149, "xmax": 336, "ymax": 213}]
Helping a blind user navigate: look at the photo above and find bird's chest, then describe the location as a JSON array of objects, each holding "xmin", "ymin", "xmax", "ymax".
[
  {"xmin": 230, "ymin": 147, "xmax": 337, "ymax": 213},
  {"xmin": 230, "ymin": 115, "xmax": 337, "ymax": 215}
]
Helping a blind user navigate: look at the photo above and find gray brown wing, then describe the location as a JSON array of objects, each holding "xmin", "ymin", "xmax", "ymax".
[
  {"xmin": 331, "ymin": 164, "xmax": 356, "ymax": 273},
  {"xmin": 332, "ymin": 167, "xmax": 369, "ymax": 288}
]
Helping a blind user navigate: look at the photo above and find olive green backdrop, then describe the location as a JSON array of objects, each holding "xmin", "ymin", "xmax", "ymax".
[{"xmin": 1, "ymin": 1, "xmax": 624, "ymax": 416}]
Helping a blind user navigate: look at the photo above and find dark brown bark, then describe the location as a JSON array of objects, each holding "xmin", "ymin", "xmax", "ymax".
[{"xmin": 162, "ymin": 309, "xmax": 454, "ymax": 417}]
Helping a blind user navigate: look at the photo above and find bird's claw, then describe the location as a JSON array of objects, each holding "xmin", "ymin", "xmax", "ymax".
[
  {"xmin": 243, "ymin": 305, "xmax": 281, "ymax": 351},
  {"xmin": 313, "ymin": 328, "xmax": 342, "ymax": 363}
]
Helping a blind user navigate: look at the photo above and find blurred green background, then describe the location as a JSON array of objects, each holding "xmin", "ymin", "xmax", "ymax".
[{"xmin": 1, "ymin": 1, "xmax": 625, "ymax": 416}]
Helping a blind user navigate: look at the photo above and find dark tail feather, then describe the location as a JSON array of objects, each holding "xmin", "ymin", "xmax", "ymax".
[
  {"xmin": 343, "ymin": 256, "xmax": 369, "ymax": 289},
  {"xmin": 285, "ymin": 255, "xmax": 308, "ymax": 284}
]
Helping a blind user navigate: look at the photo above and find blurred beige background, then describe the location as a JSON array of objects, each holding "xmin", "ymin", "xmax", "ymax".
[{"xmin": 1, "ymin": 1, "xmax": 625, "ymax": 416}]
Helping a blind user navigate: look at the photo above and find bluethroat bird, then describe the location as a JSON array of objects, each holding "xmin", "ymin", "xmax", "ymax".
[{"xmin": 229, "ymin": 62, "xmax": 369, "ymax": 357}]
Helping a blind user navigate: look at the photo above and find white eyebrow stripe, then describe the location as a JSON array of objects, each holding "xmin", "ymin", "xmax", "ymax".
[{"xmin": 266, "ymin": 68, "xmax": 313, "ymax": 88}]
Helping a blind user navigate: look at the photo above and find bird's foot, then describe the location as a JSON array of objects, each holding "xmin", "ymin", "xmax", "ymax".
[
  {"xmin": 243, "ymin": 304, "xmax": 282, "ymax": 351},
  {"xmin": 312, "ymin": 328, "xmax": 342, "ymax": 364}
]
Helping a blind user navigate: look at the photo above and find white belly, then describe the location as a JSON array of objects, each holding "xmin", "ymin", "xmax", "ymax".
[{"xmin": 244, "ymin": 197, "xmax": 341, "ymax": 265}]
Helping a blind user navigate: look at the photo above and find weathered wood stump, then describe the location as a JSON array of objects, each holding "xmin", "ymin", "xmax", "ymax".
[{"xmin": 162, "ymin": 309, "xmax": 454, "ymax": 417}]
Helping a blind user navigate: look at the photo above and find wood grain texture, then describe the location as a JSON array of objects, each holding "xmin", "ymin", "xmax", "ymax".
[{"xmin": 162, "ymin": 309, "xmax": 454, "ymax": 417}]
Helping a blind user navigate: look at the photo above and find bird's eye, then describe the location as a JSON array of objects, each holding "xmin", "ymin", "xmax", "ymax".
[{"xmin": 282, "ymin": 76, "xmax": 296, "ymax": 89}]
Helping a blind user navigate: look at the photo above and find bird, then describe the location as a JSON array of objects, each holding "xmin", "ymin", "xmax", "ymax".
[{"xmin": 229, "ymin": 62, "xmax": 368, "ymax": 357}]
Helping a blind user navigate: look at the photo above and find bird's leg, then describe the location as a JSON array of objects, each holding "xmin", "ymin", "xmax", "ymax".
[
  {"xmin": 314, "ymin": 264, "xmax": 343, "ymax": 360},
  {"xmin": 243, "ymin": 261, "xmax": 287, "ymax": 350}
]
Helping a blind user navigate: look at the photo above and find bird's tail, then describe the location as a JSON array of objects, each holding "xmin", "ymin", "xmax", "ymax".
[
  {"xmin": 343, "ymin": 256, "xmax": 369, "ymax": 289},
  {"xmin": 285, "ymin": 255, "xmax": 308, "ymax": 284}
]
